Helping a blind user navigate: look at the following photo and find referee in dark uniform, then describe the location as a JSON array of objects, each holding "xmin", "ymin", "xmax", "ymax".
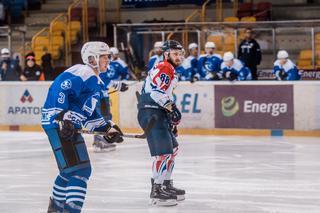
[{"xmin": 238, "ymin": 28, "xmax": 262, "ymax": 80}]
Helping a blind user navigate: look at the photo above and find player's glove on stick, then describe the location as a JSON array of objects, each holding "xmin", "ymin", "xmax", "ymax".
[
  {"xmin": 279, "ymin": 70, "xmax": 288, "ymax": 80},
  {"xmin": 59, "ymin": 120, "xmax": 75, "ymax": 141},
  {"xmin": 104, "ymin": 121, "xmax": 124, "ymax": 144},
  {"xmin": 224, "ymin": 71, "xmax": 238, "ymax": 81}
]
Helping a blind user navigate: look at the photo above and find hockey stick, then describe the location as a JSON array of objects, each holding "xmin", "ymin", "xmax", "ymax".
[{"xmin": 78, "ymin": 115, "xmax": 157, "ymax": 139}]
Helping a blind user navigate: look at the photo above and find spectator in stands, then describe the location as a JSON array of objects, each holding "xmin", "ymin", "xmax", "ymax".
[
  {"xmin": 176, "ymin": 43, "xmax": 198, "ymax": 82},
  {"xmin": 41, "ymin": 47, "xmax": 53, "ymax": 81},
  {"xmin": 147, "ymin": 41, "xmax": 163, "ymax": 71},
  {"xmin": 0, "ymin": 48, "xmax": 21, "ymax": 81},
  {"xmin": 20, "ymin": 54, "xmax": 42, "ymax": 81},
  {"xmin": 221, "ymin": 52, "xmax": 252, "ymax": 81},
  {"xmin": 273, "ymin": 50, "xmax": 301, "ymax": 81},
  {"xmin": 238, "ymin": 28, "xmax": 261, "ymax": 80},
  {"xmin": 197, "ymin": 41, "xmax": 223, "ymax": 80}
]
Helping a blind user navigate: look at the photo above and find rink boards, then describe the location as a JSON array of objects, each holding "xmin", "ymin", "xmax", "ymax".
[{"xmin": 0, "ymin": 81, "xmax": 319, "ymax": 136}]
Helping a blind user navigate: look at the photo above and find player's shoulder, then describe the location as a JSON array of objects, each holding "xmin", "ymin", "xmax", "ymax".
[
  {"xmin": 149, "ymin": 54, "xmax": 158, "ymax": 60},
  {"xmin": 155, "ymin": 61, "xmax": 174, "ymax": 74},
  {"xmin": 64, "ymin": 64, "xmax": 96, "ymax": 82},
  {"xmin": 198, "ymin": 54, "xmax": 207, "ymax": 59},
  {"xmin": 233, "ymin": 59, "xmax": 244, "ymax": 69},
  {"xmin": 273, "ymin": 60, "xmax": 281, "ymax": 67},
  {"xmin": 114, "ymin": 58, "xmax": 127, "ymax": 67},
  {"xmin": 213, "ymin": 53, "xmax": 222, "ymax": 59},
  {"xmin": 283, "ymin": 59, "xmax": 296, "ymax": 70}
]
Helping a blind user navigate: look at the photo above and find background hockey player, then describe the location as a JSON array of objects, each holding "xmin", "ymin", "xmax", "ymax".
[
  {"xmin": 197, "ymin": 41, "xmax": 223, "ymax": 80},
  {"xmin": 41, "ymin": 41, "xmax": 124, "ymax": 213},
  {"xmin": 137, "ymin": 40, "xmax": 185, "ymax": 206},
  {"xmin": 273, "ymin": 50, "xmax": 301, "ymax": 80},
  {"xmin": 147, "ymin": 41, "xmax": 163, "ymax": 71},
  {"xmin": 221, "ymin": 52, "xmax": 252, "ymax": 81},
  {"xmin": 107, "ymin": 47, "xmax": 130, "ymax": 80},
  {"xmin": 92, "ymin": 46, "xmax": 129, "ymax": 152},
  {"xmin": 176, "ymin": 42, "xmax": 198, "ymax": 82}
]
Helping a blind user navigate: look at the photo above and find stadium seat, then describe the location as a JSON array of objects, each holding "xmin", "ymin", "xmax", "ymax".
[
  {"xmin": 224, "ymin": 16, "xmax": 239, "ymax": 22},
  {"xmin": 254, "ymin": 2, "xmax": 272, "ymax": 21},
  {"xmin": 240, "ymin": 16, "xmax": 256, "ymax": 22},
  {"xmin": 299, "ymin": 50, "xmax": 312, "ymax": 60},
  {"xmin": 70, "ymin": 7, "xmax": 82, "ymax": 21},
  {"xmin": 297, "ymin": 59, "xmax": 313, "ymax": 70},
  {"xmin": 223, "ymin": 45, "xmax": 235, "ymax": 52},
  {"xmin": 51, "ymin": 21, "xmax": 66, "ymax": 36},
  {"xmin": 51, "ymin": 35, "xmax": 64, "ymax": 49},
  {"xmin": 33, "ymin": 36, "xmax": 49, "ymax": 51},
  {"xmin": 207, "ymin": 35, "xmax": 223, "ymax": 50},
  {"xmin": 237, "ymin": 3, "xmax": 253, "ymax": 18},
  {"xmin": 224, "ymin": 34, "xmax": 235, "ymax": 45},
  {"xmin": 88, "ymin": 7, "xmax": 97, "ymax": 27},
  {"xmin": 69, "ymin": 21, "xmax": 81, "ymax": 44}
]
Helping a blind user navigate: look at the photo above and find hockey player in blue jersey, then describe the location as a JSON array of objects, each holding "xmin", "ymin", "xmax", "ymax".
[
  {"xmin": 107, "ymin": 47, "xmax": 130, "ymax": 80},
  {"xmin": 176, "ymin": 42, "xmax": 198, "ymax": 82},
  {"xmin": 138, "ymin": 40, "xmax": 185, "ymax": 206},
  {"xmin": 197, "ymin": 41, "xmax": 223, "ymax": 80},
  {"xmin": 221, "ymin": 52, "xmax": 252, "ymax": 81},
  {"xmin": 147, "ymin": 41, "xmax": 163, "ymax": 71},
  {"xmin": 273, "ymin": 50, "xmax": 301, "ymax": 80},
  {"xmin": 92, "ymin": 71, "xmax": 128, "ymax": 152},
  {"xmin": 42, "ymin": 41, "xmax": 124, "ymax": 213}
]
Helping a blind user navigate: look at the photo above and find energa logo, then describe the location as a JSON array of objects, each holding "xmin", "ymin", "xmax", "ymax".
[{"xmin": 221, "ymin": 96, "xmax": 239, "ymax": 117}]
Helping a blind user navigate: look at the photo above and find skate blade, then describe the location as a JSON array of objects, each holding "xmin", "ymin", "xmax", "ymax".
[
  {"xmin": 177, "ymin": 195, "xmax": 185, "ymax": 201},
  {"xmin": 150, "ymin": 198, "xmax": 177, "ymax": 206},
  {"xmin": 93, "ymin": 146, "xmax": 116, "ymax": 153}
]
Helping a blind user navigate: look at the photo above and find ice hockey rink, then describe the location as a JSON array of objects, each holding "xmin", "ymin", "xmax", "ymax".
[{"xmin": 0, "ymin": 131, "xmax": 320, "ymax": 213}]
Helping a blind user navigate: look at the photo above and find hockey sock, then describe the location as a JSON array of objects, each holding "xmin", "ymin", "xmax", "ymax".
[
  {"xmin": 165, "ymin": 147, "xmax": 178, "ymax": 181},
  {"xmin": 52, "ymin": 173, "xmax": 69, "ymax": 212},
  {"xmin": 65, "ymin": 167, "xmax": 91, "ymax": 213},
  {"xmin": 152, "ymin": 153, "xmax": 172, "ymax": 184}
]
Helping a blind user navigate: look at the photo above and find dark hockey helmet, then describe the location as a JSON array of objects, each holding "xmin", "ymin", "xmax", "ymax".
[{"xmin": 162, "ymin": 40, "xmax": 183, "ymax": 52}]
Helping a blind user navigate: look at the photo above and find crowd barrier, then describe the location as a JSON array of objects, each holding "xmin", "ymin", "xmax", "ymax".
[{"xmin": 0, "ymin": 81, "xmax": 319, "ymax": 136}]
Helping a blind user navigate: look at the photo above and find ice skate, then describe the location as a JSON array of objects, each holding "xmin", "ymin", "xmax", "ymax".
[
  {"xmin": 150, "ymin": 180, "xmax": 177, "ymax": 206},
  {"xmin": 163, "ymin": 180, "xmax": 185, "ymax": 201}
]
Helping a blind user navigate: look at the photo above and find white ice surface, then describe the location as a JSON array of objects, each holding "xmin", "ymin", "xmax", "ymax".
[{"xmin": 0, "ymin": 132, "xmax": 320, "ymax": 213}]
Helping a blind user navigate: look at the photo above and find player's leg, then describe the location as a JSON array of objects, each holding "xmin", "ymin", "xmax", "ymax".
[
  {"xmin": 138, "ymin": 109, "xmax": 177, "ymax": 206},
  {"xmin": 163, "ymin": 136, "xmax": 186, "ymax": 201},
  {"xmin": 45, "ymin": 129, "xmax": 92, "ymax": 212}
]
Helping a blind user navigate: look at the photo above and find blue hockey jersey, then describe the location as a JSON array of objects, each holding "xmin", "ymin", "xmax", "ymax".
[
  {"xmin": 41, "ymin": 64, "xmax": 108, "ymax": 131},
  {"xmin": 106, "ymin": 58, "xmax": 129, "ymax": 80},
  {"xmin": 147, "ymin": 54, "xmax": 162, "ymax": 71},
  {"xmin": 176, "ymin": 55, "xmax": 198, "ymax": 81},
  {"xmin": 273, "ymin": 59, "xmax": 301, "ymax": 80},
  {"xmin": 221, "ymin": 59, "xmax": 252, "ymax": 81},
  {"xmin": 197, "ymin": 53, "xmax": 222, "ymax": 79}
]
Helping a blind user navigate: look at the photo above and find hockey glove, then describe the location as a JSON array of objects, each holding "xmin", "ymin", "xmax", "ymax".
[
  {"xmin": 278, "ymin": 70, "xmax": 288, "ymax": 80},
  {"xmin": 224, "ymin": 71, "xmax": 238, "ymax": 81},
  {"xmin": 120, "ymin": 82, "xmax": 129, "ymax": 92},
  {"xmin": 103, "ymin": 121, "xmax": 124, "ymax": 144},
  {"xmin": 167, "ymin": 103, "xmax": 182, "ymax": 126},
  {"xmin": 58, "ymin": 120, "xmax": 75, "ymax": 141}
]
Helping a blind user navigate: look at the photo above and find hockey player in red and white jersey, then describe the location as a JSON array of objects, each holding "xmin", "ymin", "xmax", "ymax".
[{"xmin": 137, "ymin": 40, "xmax": 185, "ymax": 206}]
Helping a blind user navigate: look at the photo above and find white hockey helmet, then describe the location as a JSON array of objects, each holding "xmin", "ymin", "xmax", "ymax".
[
  {"xmin": 81, "ymin": 41, "xmax": 110, "ymax": 68},
  {"xmin": 223, "ymin": 51, "xmax": 234, "ymax": 62},
  {"xmin": 1, "ymin": 48, "xmax": 10, "ymax": 56},
  {"xmin": 277, "ymin": 50, "xmax": 289, "ymax": 59},
  {"xmin": 205, "ymin": 41, "xmax": 216, "ymax": 49},
  {"xmin": 154, "ymin": 41, "xmax": 163, "ymax": 48},
  {"xmin": 110, "ymin": 47, "xmax": 119, "ymax": 55},
  {"xmin": 188, "ymin": 43, "xmax": 198, "ymax": 50}
]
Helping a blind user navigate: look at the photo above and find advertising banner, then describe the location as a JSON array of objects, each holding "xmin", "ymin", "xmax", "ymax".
[
  {"xmin": 215, "ymin": 85, "xmax": 294, "ymax": 129},
  {"xmin": 119, "ymin": 82, "xmax": 214, "ymax": 129},
  {"xmin": 0, "ymin": 83, "xmax": 50, "ymax": 125}
]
